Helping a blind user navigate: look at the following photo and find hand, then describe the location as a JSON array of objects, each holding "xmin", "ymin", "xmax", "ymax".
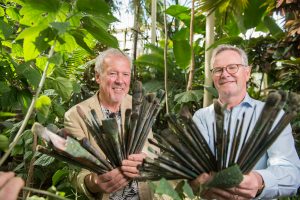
[
  {"xmin": 189, "ymin": 171, "xmax": 263, "ymax": 200},
  {"xmin": 0, "ymin": 171, "xmax": 24, "ymax": 200},
  {"xmin": 189, "ymin": 173, "xmax": 211, "ymax": 194},
  {"xmin": 121, "ymin": 153, "xmax": 146, "ymax": 178},
  {"xmin": 84, "ymin": 168, "xmax": 129, "ymax": 194}
]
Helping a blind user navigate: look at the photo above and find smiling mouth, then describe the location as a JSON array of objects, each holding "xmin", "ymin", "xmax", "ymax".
[{"xmin": 219, "ymin": 81, "xmax": 235, "ymax": 85}]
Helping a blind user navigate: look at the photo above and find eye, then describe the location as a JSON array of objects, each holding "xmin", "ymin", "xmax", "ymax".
[
  {"xmin": 213, "ymin": 67, "xmax": 223, "ymax": 74},
  {"xmin": 109, "ymin": 72, "xmax": 117, "ymax": 77},
  {"xmin": 123, "ymin": 73, "xmax": 130, "ymax": 77},
  {"xmin": 227, "ymin": 64, "xmax": 238, "ymax": 70}
]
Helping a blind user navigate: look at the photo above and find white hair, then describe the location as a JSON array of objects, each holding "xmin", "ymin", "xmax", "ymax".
[{"xmin": 94, "ymin": 48, "xmax": 132, "ymax": 74}]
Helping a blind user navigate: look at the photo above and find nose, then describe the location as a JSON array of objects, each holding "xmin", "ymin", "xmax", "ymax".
[{"xmin": 115, "ymin": 73, "xmax": 123, "ymax": 83}]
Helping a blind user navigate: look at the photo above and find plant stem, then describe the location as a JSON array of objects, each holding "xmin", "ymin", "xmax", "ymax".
[
  {"xmin": 0, "ymin": 41, "xmax": 57, "ymax": 167},
  {"xmin": 22, "ymin": 186, "xmax": 71, "ymax": 200}
]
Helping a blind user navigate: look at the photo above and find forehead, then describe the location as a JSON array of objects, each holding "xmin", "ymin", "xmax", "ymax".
[
  {"xmin": 213, "ymin": 50, "xmax": 242, "ymax": 67},
  {"xmin": 103, "ymin": 55, "xmax": 131, "ymax": 72}
]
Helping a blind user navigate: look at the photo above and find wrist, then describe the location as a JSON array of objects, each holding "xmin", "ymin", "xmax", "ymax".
[
  {"xmin": 253, "ymin": 172, "xmax": 265, "ymax": 196},
  {"xmin": 84, "ymin": 173, "xmax": 99, "ymax": 194}
]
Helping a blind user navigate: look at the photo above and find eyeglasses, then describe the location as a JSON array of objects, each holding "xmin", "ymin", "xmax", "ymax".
[{"xmin": 210, "ymin": 64, "xmax": 245, "ymax": 76}]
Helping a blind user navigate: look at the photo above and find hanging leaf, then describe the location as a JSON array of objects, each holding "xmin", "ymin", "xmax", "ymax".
[
  {"xmin": 15, "ymin": 62, "xmax": 41, "ymax": 88},
  {"xmin": 263, "ymin": 16, "xmax": 284, "ymax": 40},
  {"xmin": 81, "ymin": 16, "xmax": 118, "ymax": 48},
  {"xmin": 69, "ymin": 30, "xmax": 94, "ymax": 54},
  {"xmin": 76, "ymin": 0, "xmax": 109, "ymax": 16},
  {"xmin": 50, "ymin": 21, "xmax": 70, "ymax": 35},
  {"xmin": 173, "ymin": 40, "xmax": 191, "ymax": 69},
  {"xmin": 48, "ymin": 77, "xmax": 73, "ymax": 101},
  {"xmin": 174, "ymin": 90, "xmax": 203, "ymax": 104}
]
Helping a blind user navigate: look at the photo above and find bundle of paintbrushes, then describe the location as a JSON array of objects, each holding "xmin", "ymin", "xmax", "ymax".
[
  {"xmin": 32, "ymin": 80, "xmax": 165, "ymax": 174},
  {"xmin": 139, "ymin": 91, "xmax": 300, "ymax": 188}
]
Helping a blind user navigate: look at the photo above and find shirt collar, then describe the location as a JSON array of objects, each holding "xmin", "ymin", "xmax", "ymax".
[{"xmin": 239, "ymin": 93, "xmax": 255, "ymax": 108}]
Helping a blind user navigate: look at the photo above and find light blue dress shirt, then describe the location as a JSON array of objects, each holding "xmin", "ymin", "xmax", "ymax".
[{"xmin": 193, "ymin": 93, "xmax": 300, "ymax": 199}]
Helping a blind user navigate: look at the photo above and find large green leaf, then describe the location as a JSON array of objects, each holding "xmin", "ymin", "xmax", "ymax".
[
  {"xmin": 48, "ymin": 77, "xmax": 73, "ymax": 101},
  {"xmin": 154, "ymin": 178, "xmax": 181, "ymax": 200},
  {"xmin": 263, "ymin": 16, "xmax": 284, "ymax": 40},
  {"xmin": 173, "ymin": 40, "xmax": 191, "ymax": 69},
  {"xmin": 174, "ymin": 90, "xmax": 203, "ymax": 104},
  {"xmin": 16, "ymin": 24, "xmax": 48, "ymax": 40},
  {"xmin": 76, "ymin": 0, "xmax": 109, "ymax": 16},
  {"xmin": 6, "ymin": 6, "xmax": 21, "ymax": 21},
  {"xmin": 19, "ymin": 0, "xmax": 60, "ymax": 26},
  {"xmin": 50, "ymin": 21, "xmax": 70, "ymax": 35},
  {"xmin": 81, "ymin": 16, "xmax": 118, "ymax": 48},
  {"xmin": 165, "ymin": 5, "xmax": 190, "ymax": 20},
  {"xmin": 175, "ymin": 180, "xmax": 195, "ymax": 199},
  {"xmin": 135, "ymin": 54, "xmax": 164, "ymax": 69},
  {"xmin": 15, "ymin": 62, "xmax": 41, "ymax": 88},
  {"xmin": 69, "ymin": 30, "xmax": 94, "ymax": 54},
  {"xmin": 243, "ymin": 0, "xmax": 267, "ymax": 30},
  {"xmin": 0, "ymin": 134, "xmax": 9, "ymax": 151}
]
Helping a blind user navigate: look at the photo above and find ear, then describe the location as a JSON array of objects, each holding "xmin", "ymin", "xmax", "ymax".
[
  {"xmin": 95, "ymin": 72, "xmax": 101, "ymax": 84},
  {"xmin": 245, "ymin": 66, "xmax": 252, "ymax": 82}
]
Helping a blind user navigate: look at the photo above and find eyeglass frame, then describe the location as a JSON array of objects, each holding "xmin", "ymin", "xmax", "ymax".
[{"xmin": 210, "ymin": 64, "xmax": 247, "ymax": 76}]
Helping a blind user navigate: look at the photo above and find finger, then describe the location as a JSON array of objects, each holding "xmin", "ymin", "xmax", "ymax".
[
  {"xmin": 122, "ymin": 159, "xmax": 142, "ymax": 167},
  {"xmin": 106, "ymin": 177, "xmax": 129, "ymax": 193},
  {"xmin": 99, "ymin": 168, "xmax": 123, "ymax": 182},
  {"xmin": 0, "ymin": 177, "xmax": 24, "ymax": 200},
  {"xmin": 0, "ymin": 172, "xmax": 15, "ymax": 188},
  {"xmin": 128, "ymin": 153, "xmax": 146, "ymax": 162}
]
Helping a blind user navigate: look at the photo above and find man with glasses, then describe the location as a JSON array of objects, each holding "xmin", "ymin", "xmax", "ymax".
[{"xmin": 190, "ymin": 44, "xmax": 300, "ymax": 199}]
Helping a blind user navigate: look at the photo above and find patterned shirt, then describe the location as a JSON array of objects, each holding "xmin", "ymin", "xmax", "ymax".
[{"xmin": 101, "ymin": 105, "xmax": 139, "ymax": 200}]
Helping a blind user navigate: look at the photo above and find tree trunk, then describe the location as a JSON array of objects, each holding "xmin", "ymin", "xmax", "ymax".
[
  {"xmin": 203, "ymin": 11, "xmax": 215, "ymax": 107},
  {"xmin": 132, "ymin": 0, "xmax": 141, "ymax": 80},
  {"xmin": 151, "ymin": 0, "xmax": 157, "ymax": 44},
  {"xmin": 186, "ymin": 0, "xmax": 195, "ymax": 91}
]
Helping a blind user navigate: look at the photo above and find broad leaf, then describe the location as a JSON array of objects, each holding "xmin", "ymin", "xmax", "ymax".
[
  {"xmin": 81, "ymin": 16, "xmax": 118, "ymax": 48},
  {"xmin": 6, "ymin": 7, "xmax": 21, "ymax": 21},
  {"xmin": 174, "ymin": 90, "xmax": 203, "ymax": 104},
  {"xmin": 175, "ymin": 180, "xmax": 195, "ymax": 199},
  {"xmin": 15, "ymin": 62, "xmax": 41, "ymax": 88},
  {"xmin": 19, "ymin": 0, "xmax": 60, "ymax": 26},
  {"xmin": 155, "ymin": 178, "xmax": 181, "ymax": 200},
  {"xmin": 135, "ymin": 54, "xmax": 164, "ymax": 68},
  {"xmin": 48, "ymin": 77, "xmax": 73, "ymax": 101},
  {"xmin": 0, "ymin": 134, "xmax": 9, "ymax": 151},
  {"xmin": 263, "ymin": 16, "xmax": 284, "ymax": 40},
  {"xmin": 69, "ymin": 30, "xmax": 94, "ymax": 54},
  {"xmin": 35, "ymin": 95, "xmax": 51, "ymax": 110},
  {"xmin": 173, "ymin": 40, "xmax": 191, "ymax": 69},
  {"xmin": 0, "ymin": 82, "xmax": 11, "ymax": 93},
  {"xmin": 166, "ymin": 5, "xmax": 190, "ymax": 20},
  {"xmin": 0, "ymin": 20, "xmax": 13, "ymax": 39},
  {"xmin": 243, "ymin": 0, "xmax": 267, "ymax": 29},
  {"xmin": 76, "ymin": 0, "xmax": 109, "ymax": 15},
  {"xmin": 50, "ymin": 21, "xmax": 70, "ymax": 35}
]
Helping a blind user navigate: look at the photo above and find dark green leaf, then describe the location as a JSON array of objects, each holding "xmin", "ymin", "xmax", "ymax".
[
  {"xmin": 52, "ymin": 169, "xmax": 69, "ymax": 186},
  {"xmin": 0, "ymin": 20, "xmax": 13, "ymax": 39},
  {"xmin": 48, "ymin": 77, "xmax": 73, "ymax": 101},
  {"xmin": 173, "ymin": 40, "xmax": 191, "ymax": 69},
  {"xmin": 50, "ymin": 22, "xmax": 70, "ymax": 35},
  {"xmin": 204, "ymin": 85, "xmax": 218, "ymax": 98},
  {"xmin": 15, "ymin": 62, "xmax": 41, "ymax": 88},
  {"xmin": 243, "ymin": 0, "xmax": 267, "ymax": 29},
  {"xmin": 174, "ymin": 90, "xmax": 203, "ymax": 104},
  {"xmin": 49, "ymin": 53, "xmax": 63, "ymax": 66},
  {"xmin": 81, "ymin": 16, "xmax": 118, "ymax": 48},
  {"xmin": 0, "ymin": 82, "xmax": 11, "ymax": 93},
  {"xmin": 76, "ymin": 0, "xmax": 109, "ymax": 15},
  {"xmin": 263, "ymin": 16, "xmax": 284, "ymax": 40},
  {"xmin": 69, "ymin": 30, "xmax": 94, "ymax": 54},
  {"xmin": 135, "ymin": 54, "xmax": 164, "ymax": 68}
]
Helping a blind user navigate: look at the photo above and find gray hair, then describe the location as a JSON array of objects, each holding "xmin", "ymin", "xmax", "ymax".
[
  {"xmin": 95, "ymin": 48, "xmax": 132, "ymax": 74},
  {"xmin": 210, "ymin": 44, "xmax": 248, "ymax": 67}
]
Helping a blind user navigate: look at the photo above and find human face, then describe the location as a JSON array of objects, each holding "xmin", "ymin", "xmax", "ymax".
[
  {"xmin": 96, "ymin": 55, "xmax": 131, "ymax": 107},
  {"xmin": 212, "ymin": 50, "xmax": 251, "ymax": 99}
]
